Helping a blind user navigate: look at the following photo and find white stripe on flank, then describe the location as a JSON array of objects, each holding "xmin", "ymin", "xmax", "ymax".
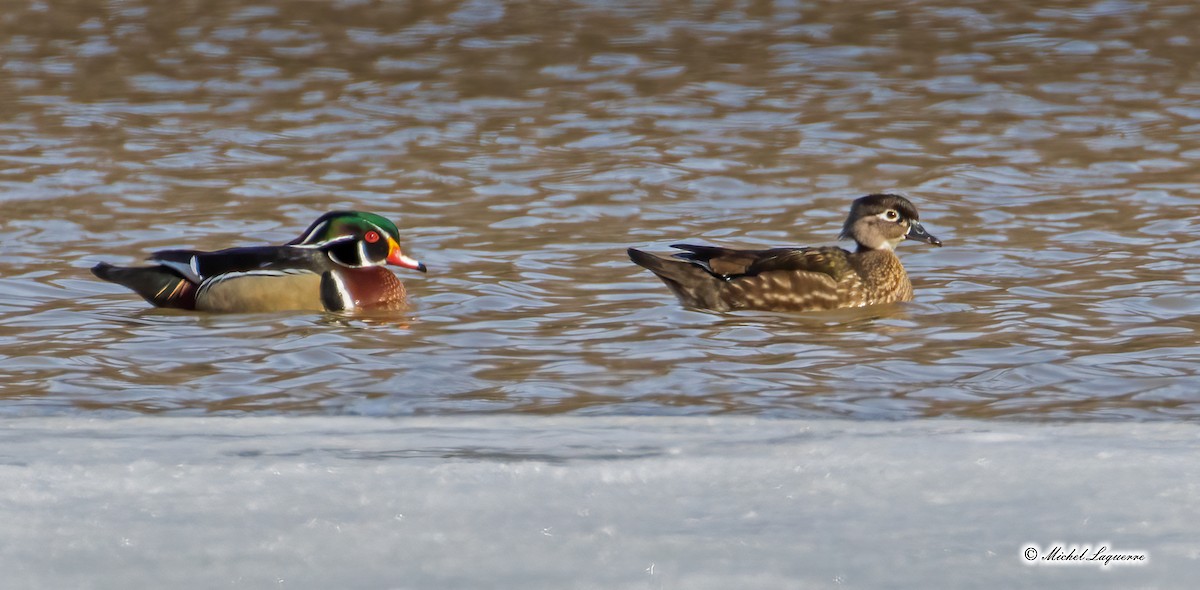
[
  {"xmin": 329, "ymin": 271, "xmax": 355, "ymax": 310},
  {"xmin": 196, "ymin": 269, "xmax": 315, "ymax": 298}
]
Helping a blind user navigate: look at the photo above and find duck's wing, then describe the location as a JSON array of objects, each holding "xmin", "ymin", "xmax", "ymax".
[
  {"xmin": 149, "ymin": 246, "xmax": 326, "ymax": 283},
  {"xmin": 671, "ymin": 244, "xmax": 853, "ymax": 280},
  {"xmin": 631, "ymin": 244, "xmax": 855, "ymax": 312}
]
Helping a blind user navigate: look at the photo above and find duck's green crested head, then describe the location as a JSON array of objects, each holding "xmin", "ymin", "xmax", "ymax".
[
  {"xmin": 290, "ymin": 210, "xmax": 426, "ymax": 272},
  {"xmin": 291, "ymin": 211, "xmax": 398, "ymax": 246}
]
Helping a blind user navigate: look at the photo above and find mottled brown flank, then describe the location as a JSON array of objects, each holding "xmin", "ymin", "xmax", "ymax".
[
  {"xmin": 632, "ymin": 243, "xmax": 916, "ymax": 312},
  {"xmin": 722, "ymin": 248, "xmax": 912, "ymax": 312}
]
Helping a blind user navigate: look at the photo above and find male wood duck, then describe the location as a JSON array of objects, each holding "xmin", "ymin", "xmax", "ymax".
[
  {"xmin": 627, "ymin": 194, "xmax": 942, "ymax": 312},
  {"xmin": 92, "ymin": 211, "xmax": 426, "ymax": 313}
]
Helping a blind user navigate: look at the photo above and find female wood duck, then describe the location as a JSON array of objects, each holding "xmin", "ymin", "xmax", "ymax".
[
  {"xmin": 92, "ymin": 211, "xmax": 427, "ymax": 313},
  {"xmin": 627, "ymin": 194, "xmax": 942, "ymax": 312}
]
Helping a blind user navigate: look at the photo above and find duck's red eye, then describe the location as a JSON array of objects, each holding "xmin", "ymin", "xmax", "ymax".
[{"xmin": 364, "ymin": 230, "xmax": 380, "ymax": 244}]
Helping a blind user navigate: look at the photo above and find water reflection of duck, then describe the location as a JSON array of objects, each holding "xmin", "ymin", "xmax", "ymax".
[
  {"xmin": 628, "ymin": 194, "xmax": 942, "ymax": 313},
  {"xmin": 92, "ymin": 211, "xmax": 426, "ymax": 313}
]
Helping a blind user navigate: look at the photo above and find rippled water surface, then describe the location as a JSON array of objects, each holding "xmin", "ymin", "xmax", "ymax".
[{"xmin": 3, "ymin": 0, "xmax": 1200, "ymax": 419}]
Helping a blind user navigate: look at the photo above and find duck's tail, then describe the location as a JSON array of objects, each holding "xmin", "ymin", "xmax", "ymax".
[
  {"xmin": 627, "ymin": 248, "xmax": 729, "ymax": 311},
  {"xmin": 91, "ymin": 263, "xmax": 197, "ymax": 309}
]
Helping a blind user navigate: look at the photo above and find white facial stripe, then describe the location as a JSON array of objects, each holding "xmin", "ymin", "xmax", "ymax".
[
  {"xmin": 327, "ymin": 248, "xmax": 351, "ymax": 267},
  {"xmin": 294, "ymin": 232, "xmax": 354, "ymax": 251},
  {"xmin": 295, "ymin": 220, "xmax": 330, "ymax": 245},
  {"xmin": 357, "ymin": 240, "xmax": 370, "ymax": 267}
]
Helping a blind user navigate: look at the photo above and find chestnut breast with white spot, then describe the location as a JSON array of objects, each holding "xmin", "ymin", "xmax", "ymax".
[{"xmin": 335, "ymin": 267, "xmax": 408, "ymax": 311}]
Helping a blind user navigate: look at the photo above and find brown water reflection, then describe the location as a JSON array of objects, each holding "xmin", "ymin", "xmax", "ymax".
[{"xmin": 2, "ymin": 0, "xmax": 1199, "ymax": 419}]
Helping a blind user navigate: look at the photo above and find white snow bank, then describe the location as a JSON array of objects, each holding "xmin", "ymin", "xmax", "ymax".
[{"xmin": 0, "ymin": 417, "xmax": 1193, "ymax": 588}]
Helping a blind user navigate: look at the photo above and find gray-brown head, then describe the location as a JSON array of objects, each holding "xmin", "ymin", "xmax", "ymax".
[{"xmin": 838, "ymin": 194, "xmax": 942, "ymax": 252}]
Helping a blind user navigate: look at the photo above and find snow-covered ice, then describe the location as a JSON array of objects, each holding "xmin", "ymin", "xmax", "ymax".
[{"xmin": 0, "ymin": 416, "xmax": 1194, "ymax": 588}]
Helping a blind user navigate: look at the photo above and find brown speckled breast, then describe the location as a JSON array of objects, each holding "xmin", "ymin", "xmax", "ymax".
[
  {"xmin": 848, "ymin": 250, "xmax": 913, "ymax": 306},
  {"xmin": 340, "ymin": 267, "xmax": 408, "ymax": 311}
]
